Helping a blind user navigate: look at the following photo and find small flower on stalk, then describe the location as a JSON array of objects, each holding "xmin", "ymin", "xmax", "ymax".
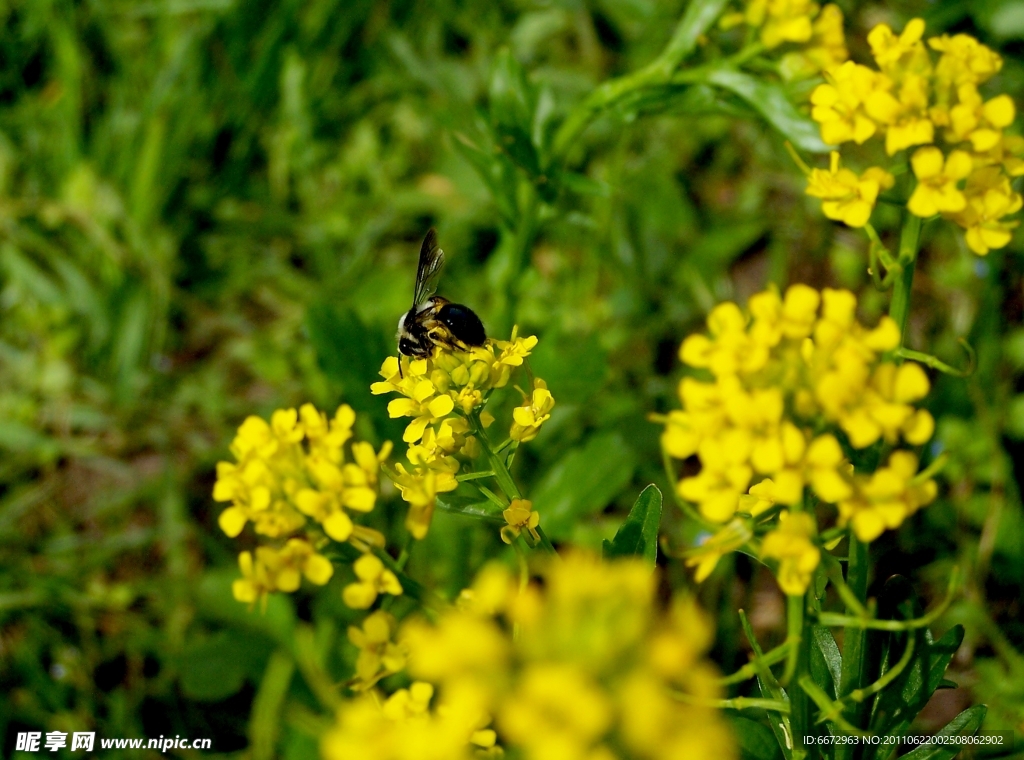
[
  {"xmin": 348, "ymin": 611, "xmax": 407, "ymax": 691},
  {"xmin": 685, "ymin": 519, "xmax": 753, "ymax": 582},
  {"xmin": 510, "ymin": 380, "xmax": 555, "ymax": 442},
  {"xmin": 343, "ymin": 553, "xmax": 403, "ymax": 610},
  {"xmin": 761, "ymin": 511, "xmax": 821, "ymax": 595},
  {"xmin": 806, "ymin": 152, "xmax": 894, "ymax": 228},
  {"xmin": 500, "ymin": 499, "xmax": 541, "ymax": 545},
  {"xmin": 907, "ymin": 146, "xmax": 972, "ymax": 218},
  {"xmin": 232, "ymin": 539, "xmax": 334, "ymax": 605}
]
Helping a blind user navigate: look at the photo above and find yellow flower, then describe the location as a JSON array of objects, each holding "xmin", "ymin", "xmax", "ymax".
[
  {"xmin": 384, "ymin": 554, "xmax": 734, "ymax": 760},
  {"xmin": 342, "ymin": 553, "xmax": 403, "ymax": 609},
  {"xmin": 231, "ymin": 539, "xmax": 333, "ymax": 605},
  {"xmin": 680, "ymin": 301, "xmax": 768, "ymax": 376},
  {"xmin": 837, "ymin": 451, "xmax": 938, "ymax": 541},
  {"xmin": 385, "ymin": 377, "xmax": 457, "ymax": 444},
  {"xmin": 947, "ymin": 84, "xmax": 1015, "ymax": 151},
  {"xmin": 392, "ymin": 464, "xmax": 458, "ymax": 539},
  {"xmin": 232, "ymin": 550, "xmax": 273, "ymax": 606},
  {"xmin": 747, "ymin": 0, "xmax": 817, "ymax": 49},
  {"xmin": 678, "ymin": 435, "xmax": 753, "ymax": 522},
  {"xmin": 779, "ymin": 4, "xmax": 848, "ymax": 79},
  {"xmin": 761, "ymin": 511, "xmax": 820, "ymax": 595},
  {"xmin": 867, "ymin": 18, "xmax": 929, "ymax": 74},
  {"xmin": 810, "ymin": 61, "xmax": 884, "ymax": 145},
  {"xmin": 509, "ymin": 380, "xmax": 555, "ymax": 442},
  {"xmin": 806, "ymin": 151, "xmax": 894, "ymax": 227},
  {"xmin": 213, "ymin": 404, "xmax": 389, "ymax": 547},
  {"xmin": 685, "ymin": 519, "xmax": 753, "ymax": 582},
  {"xmin": 951, "ymin": 167, "xmax": 1023, "ymax": 254},
  {"xmin": 500, "ymin": 499, "xmax": 541, "ymax": 545},
  {"xmin": 908, "ymin": 147, "xmax": 973, "ymax": 217},
  {"xmin": 748, "ymin": 283, "xmax": 820, "ymax": 344},
  {"xmin": 348, "ymin": 611, "xmax": 407, "ymax": 691},
  {"xmin": 929, "ymin": 33, "xmax": 1002, "ymax": 89}
]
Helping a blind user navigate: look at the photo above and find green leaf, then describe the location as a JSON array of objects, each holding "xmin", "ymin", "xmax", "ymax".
[
  {"xmin": 249, "ymin": 651, "xmax": 294, "ymax": 760},
  {"xmin": 533, "ymin": 432, "xmax": 637, "ymax": 539},
  {"xmin": 196, "ymin": 570, "xmax": 296, "ymax": 645},
  {"xmin": 870, "ymin": 624, "xmax": 965, "ymax": 745},
  {"xmin": 489, "ymin": 48, "xmax": 541, "ymax": 176},
  {"xmin": 809, "ymin": 626, "xmax": 842, "ymax": 700},
  {"xmin": 437, "ymin": 488, "xmax": 504, "ymax": 522},
  {"xmin": 305, "ymin": 302, "xmax": 385, "ymax": 412},
  {"xmin": 602, "ymin": 484, "xmax": 662, "ymax": 568},
  {"xmin": 179, "ymin": 632, "xmax": 248, "ymax": 701},
  {"xmin": 898, "ymin": 705, "xmax": 987, "ymax": 760},
  {"xmin": 728, "ymin": 715, "xmax": 785, "ymax": 760},
  {"xmin": 704, "ymin": 68, "xmax": 829, "ymax": 153}
]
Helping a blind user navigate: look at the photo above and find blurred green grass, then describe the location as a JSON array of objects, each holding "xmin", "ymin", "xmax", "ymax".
[{"xmin": 2, "ymin": 0, "xmax": 1024, "ymax": 755}]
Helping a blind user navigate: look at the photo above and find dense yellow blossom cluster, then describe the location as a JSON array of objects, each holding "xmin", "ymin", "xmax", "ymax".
[
  {"xmin": 371, "ymin": 329, "xmax": 553, "ymax": 540},
  {"xmin": 724, "ymin": 1, "xmax": 848, "ymax": 79},
  {"xmin": 661, "ymin": 285, "xmax": 939, "ymax": 592},
  {"xmin": 322, "ymin": 554, "xmax": 735, "ymax": 760},
  {"xmin": 807, "ymin": 18, "xmax": 1022, "ymax": 252},
  {"xmin": 213, "ymin": 404, "xmax": 392, "ymax": 606}
]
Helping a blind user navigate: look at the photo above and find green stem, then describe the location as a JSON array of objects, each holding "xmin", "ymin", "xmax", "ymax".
[
  {"xmin": 816, "ymin": 566, "xmax": 960, "ymax": 630},
  {"xmin": 673, "ymin": 693, "xmax": 791, "ymax": 713},
  {"xmin": 889, "ymin": 213, "xmax": 922, "ymax": 348},
  {"xmin": 787, "ymin": 594, "xmax": 812, "ymax": 757},
  {"xmin": 716, "ymin": 641, "xmax": 792, "ymax": 685},
  {"xmin": 836, "ymin": 537, "xmax": 869, "ymax": 760}
]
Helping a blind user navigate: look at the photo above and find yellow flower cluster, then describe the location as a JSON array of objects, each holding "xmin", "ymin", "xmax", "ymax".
[
  {"xmin": 808, "ymin": 18, "xmax": 1022, "ymax": 252},
  {"xmin": 836, "ymin": 450, "xmax": 938, "ymax": 542},
  {"xmin": 723, "ymin": 1, "xmax": 847, "ymax": 79},
  {"xmin": 321, "ymin": 554, "xmax": 735, "ymax": 760},
  {"xmin": 233, "ymin": 538, "xmax": 334, "ymax": 606},
  {"xmin": 371, "ymin": 329, "xmax": 553, "ymax": 540},
  {"xmin": 665, "ymin": 286, "xmax": 941, "ymax": 595},
  {"xmin": 760, "ymin": 511, "xmax": 820, "ymax": 595},
  {"xmin": 661, "ymin": 285, "xmax": 935, "ymax": 527},
  {"xmin": 214, "ymin": 404, "xmax": 392, "ymax": 605}
]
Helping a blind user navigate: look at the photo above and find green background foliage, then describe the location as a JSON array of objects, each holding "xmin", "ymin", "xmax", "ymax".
[{"xmin": 1, "ymin": 0, "xmax": 1022, "ymax": 756}]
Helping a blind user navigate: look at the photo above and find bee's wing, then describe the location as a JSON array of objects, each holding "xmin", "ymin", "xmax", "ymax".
[{"xmin": 413, "ymin": 228, "xmax": 445, "ymax": 306}]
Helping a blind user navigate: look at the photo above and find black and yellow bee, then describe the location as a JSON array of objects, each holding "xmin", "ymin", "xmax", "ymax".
[{"xmin": 396, "ymin": 228, "xmax": 486, "ymax": 360}]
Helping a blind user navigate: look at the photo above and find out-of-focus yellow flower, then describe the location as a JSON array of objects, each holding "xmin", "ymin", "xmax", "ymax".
[
  {"xmin": 779, "ymin": 4, "xmax": 848, "ymax": 79},
  {"xmin": 500, "ymin": 499, "xmax": 542, "ymax": 545},
  {"xmin": 744, "ymin": 0, "xmax": 816, "ymax": 49},
  {"xmin": 323, "ymin": 554, "xmax": 734, "ymax": 760},
  {"xmin": 348, "ymin": 611, "xmax": 407, "ymax": 691},
  {"xmin": 952, "ymin": 167, "xmax": 1024, "ymax": 254},
  {"xmin": 509, "ymin": 380, "xmax": 555, "ymax": 442},
  {"xmin": 761, "ymin": 511, "xmax": 820, "ymax": 595},
  {"xmin": 686, "ymin": 519, "xmax": 753, "ymax": 582},
  {"xmin": 806, "ymin": 151, "xmax": 894, "ymax": 227},
  {"xmin": 907, "ymin": 146, "xmax": 972, "ymax": 217},
  {"xmin": 837, "ymin": 451, "xmax": 938, "ymax": 541},
  {"xmin": 929, "ymin": 33, "xmax": 1002, "ymax": 89},
  {"xmin": 232, "ymin": 539, "xmax": 333, "ymax": 605},
  {"xmin": 342, "ymin": 553, "xmax": 403, "ymax": 610}
]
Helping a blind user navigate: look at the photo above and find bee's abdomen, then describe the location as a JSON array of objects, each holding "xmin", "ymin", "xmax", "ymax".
[{"xmin": 437, "ymin": 302, "xmax": 486, "ymax": 346}]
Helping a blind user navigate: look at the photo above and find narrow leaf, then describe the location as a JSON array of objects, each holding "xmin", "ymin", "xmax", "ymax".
[
  {"xmin": 602, "ymin": 484, "xmax": 662, "ymax": 568},
  {"xmin": 898, "ymin": 705, "xmax": 987, "ymax": 760},
  {"xmin": 728, "ymin": 714, "xmax": 785, "ymax": 760},
  {"xmin": 705, "ymin": 68, "xmax": 829, "ymax": 153}
]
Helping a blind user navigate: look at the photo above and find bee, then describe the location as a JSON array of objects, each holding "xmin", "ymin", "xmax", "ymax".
[{"xmin": 397, "ymin": 228, "xmax": 486, "ymax": 362}]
